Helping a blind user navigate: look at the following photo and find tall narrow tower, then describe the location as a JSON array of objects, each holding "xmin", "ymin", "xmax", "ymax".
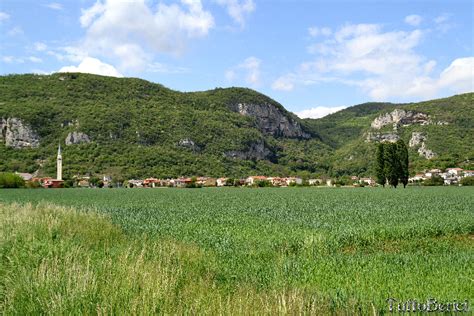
[{"xmin": 57, "ymin": 144, "xmax": 62, "ymax": 180}]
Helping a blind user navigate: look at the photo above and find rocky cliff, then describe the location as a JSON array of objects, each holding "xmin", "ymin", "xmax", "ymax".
[
  {"xmin": 65, "ymin": 131, "xmax": 91, "ymax": 145},
  {"xmin": 0, "ymin": 118, "xmax": 40, "ymax": 148},
  {"xmin": 371, "ymin": 109, "xmax": 431, "ymax": 129},
  {"xmin": 228, "ymin": 102, "xmax": 310, "ymax": 139}
]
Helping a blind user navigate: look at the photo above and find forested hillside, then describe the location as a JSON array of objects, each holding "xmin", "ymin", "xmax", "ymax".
[{"xmin": 0, "ymin": 73, "xmax": 472, "ymax": 180}]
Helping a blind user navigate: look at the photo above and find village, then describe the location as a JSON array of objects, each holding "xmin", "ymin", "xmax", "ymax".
[{"xmin": 11, "ymin": 145, "xmax": 474, "ymax": 188}]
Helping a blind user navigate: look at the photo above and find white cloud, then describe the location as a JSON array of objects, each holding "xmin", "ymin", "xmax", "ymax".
[
  {"xmin": 34, "ymin": 42, "xmax": 48, "ymax": 51},
  {"xmin": 273, "ymin": 22, "xmax": 473, "ymax": 100},
  {"xmin": 1, "ymin": 56, "xmax": 24, "ymax": 63},
  {"xmin": 215, "ymin": 0, "xmax": 255, "ymax": 26},
  {"xmin": 7, "ymin": 26, "xmax": 23, "ymax": 37},
  {"xmin": 437, "ymin": 57, "xmax": 474, "ymax": 93},
  {"xmin": 58, "ymin": 57, "xmax": 123, "ymax": 77},
  {"xmin": 226, "ymin": 56, "xmax": 261, "ymax": 86},
  {"xmin": 296, "ymin": 106, "xmax": 347, "ymax": 119},
  {"xmin": 433, "ymin": 13, "xmax": 453, "ymax": 33},
  {"xmin": 45, "ymin": 3, "xmax": 63, "ymax": 10},
  {"xmin": 0, "ymin": 11, "xmax": 10, "ymax": 22},
  {"xmin": 147, "ymin": 62, "xmax": 189, "ymax": 74},
  {"xmin": 28, "ymin": 56, "xmax": 43, "ymax": 63},
  {"xmin": 78, "ymin": 0, "xmax": 214, "ymax": 72},
  {"xmin": 405, "ymin": 14, "xmax": 422, "ymax": 26},
  {"xmin": 308, "ymin": 26, "xmax": 332, "ymax": 37},
  {"xmin": 272, "ymin": 75, "xmax": 294, "ymax": 91}
]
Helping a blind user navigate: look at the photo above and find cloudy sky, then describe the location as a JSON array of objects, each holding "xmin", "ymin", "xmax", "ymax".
[{"xmin": 0, "ymin": 0, "xmax": 472, "ymax": 118}]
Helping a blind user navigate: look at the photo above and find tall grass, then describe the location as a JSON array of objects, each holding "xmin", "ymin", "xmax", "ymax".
[{"xmin": 0, "ymin": 203, "xmax": 345, "ymax": 315}]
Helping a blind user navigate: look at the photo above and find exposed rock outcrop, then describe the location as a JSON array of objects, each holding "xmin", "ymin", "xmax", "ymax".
[
  {"xmin": 224, "ymin": 140, "xmax": 271, "ymax": 160},
  {"xmin": 409, "ymin": 132, "xmax": 436, "ymax": 159},
  {"xmin": 418, "ymin": 142, "xmax": 436, "ymax": 159},
  {"xmin": 178, "ymin": 138, "xmax": 201, "ymax": 152},
  {"xmin": 229, "ymin": 102, "xmax": 309, "ymax": 139},
  {"xmin": 0, "ymin": 118, "xmax": 40, "ymax": 148},
  {"xmin": 409, "ymin": 132, "xmax": 426, "ymax": 148},
  {"xmin": 371, "ymin": 109, "xmax": 431, "ymax": 129},
  {"xmin": 365, "ymin": 132, "xmax": 400, "ymax": 143},
  {"xmin": 65, "ymin": 131, "xmax": 91, "ymax": 145}
]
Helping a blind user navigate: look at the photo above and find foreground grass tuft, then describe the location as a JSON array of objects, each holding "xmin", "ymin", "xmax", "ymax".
[{"xmin": 0, "ymin": 203, "xmax": 335, "ymax": 315}]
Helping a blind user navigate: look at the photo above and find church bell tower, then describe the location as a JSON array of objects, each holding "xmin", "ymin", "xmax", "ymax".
[{"xmin": 57, "ymin": 144, "xmax": 62, "ymax": 180}]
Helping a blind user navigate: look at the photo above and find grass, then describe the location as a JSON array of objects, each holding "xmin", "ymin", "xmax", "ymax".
[{"xmin": 1, "ymin": 187, "xmax": 473, "ymax": 314}]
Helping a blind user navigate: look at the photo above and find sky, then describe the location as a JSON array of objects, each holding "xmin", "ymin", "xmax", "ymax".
[{"xmin": 0, "ymin": 0, "xmax": 473, "ymax": 118}]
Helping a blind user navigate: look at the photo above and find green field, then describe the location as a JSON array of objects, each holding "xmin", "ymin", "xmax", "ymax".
[{"xmin": 1, "ymin": 187, "xmax": 473, "ymax": 314}]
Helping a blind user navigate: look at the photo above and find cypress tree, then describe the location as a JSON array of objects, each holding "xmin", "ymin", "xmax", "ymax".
[
  {"xmin": 384, "ymin": 142, "xmax": 399, "ymax": 188},
  {"xmin": 375, "ymin": 143, "xmax": 386, "ymax": 187},
  {"xmin": 396, "ymin": 139, "xmax": 409, "ymax": 188}
]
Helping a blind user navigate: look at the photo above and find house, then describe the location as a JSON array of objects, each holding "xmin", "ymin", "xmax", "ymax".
[
  {"xmin": 409, "ymin": 174, "xmax": 425, "ymax": 183},
  {"xmin": 143, "ymin": 178, "xmax": 160, "ymax": 188},
  {"xmin": 359, "ymin": 177, "xmax": 375, "ymax": 186},
  {"xmin": 43, "ymin": 178, "xmax": 64, "ymax": 188},
  {"xmin": 174, "ymin": 177, "xmax": 192, "ymax": 187},
  {"xmin": 15, "ymin": 172, "xmax": 33, "ymax": 181},
  {"xmin": 285, "ymin": 177, "xmax": 303, "ymax": 186},
  {"xmin": 444, "ymin": 177, "xmax": 459, "ymax": 185},
  {"xmin": 196, "ymin": 177, "xmax": 208, "ymax": 186},
  {"xmin": 267, "ymin": 177, "xmax": 285, "ymax": 186},
  {"xmin": 77, "ymin": 179, "xmax": 90, "ymax": 187},
  {"xmin": 204, "ymin": 178, "xmax": 217, "ymax": 187},
  {"xmin": 308, "ymin": 179, "xmax": 323, "ymax": 186},
  {"xmin": 446, "ymin": 168, "xmax": 463, "ymax": 176},
  {"xmin": 127, "ymin": 179, "xmax": 144, "ymax": 188},
  {"xmin": 463, "ymin": 170, "xmax": 474, "ymax": 177},
  {"xmin": 195, "ymin": 177, "xmax": 217, "ymax": 187},
  {"xmin": 216, "ymin": 178, "xmax": 228, "ymax": 187},
  {"xmin": 245, "ymin": 176, "xmax": 267, "ymax": 186},
  {"xmin": 158, "ymin": 179, "xmax": 171, "ymax": 187}
]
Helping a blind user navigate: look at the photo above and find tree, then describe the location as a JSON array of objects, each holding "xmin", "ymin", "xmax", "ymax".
[
  {"xmin": 396, "ymin": 140, "xmax": 409, "ymax": 188},
  {"xmin": 375, "ymin": 140, "xmax": 409, "ymax": 188},
  {"xmin": 383, "ymin": 142, "xmax": 400, "ymax": 188},
  {"xmin": 375, "ymin": 143, "xmax": 386, "ymax": 187}
]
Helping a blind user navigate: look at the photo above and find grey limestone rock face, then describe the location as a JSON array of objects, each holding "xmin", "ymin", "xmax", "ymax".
[
  {"xmin": 409, "ymin": 132, "xmax": 426, "ymax": 148},
  {"xmin": 365, "ymin": 132, "xmax": 400, "ymax": 143},
  {"xmin": 418, "ymin": 142, "xmax": 436, "ymax": 159},
  {"xmin": 178, "ymin": 138, "xmax": 201, "ymax": 152},
  {"xmin": 0, "ymin": 117, "xmax": 40, "ymax": 148},
  {"xmin": 224, "ymin": 140, "xmax": 271, "ymax": 160},
  {"xmin": 65, "ymin": 131, "xmax": 91, "ymax": 145},
  {"xmin": 229, "ymin": 102, "xmax": 310, "ymax": 139},
  {"xmin": 409, "ymin": 132, "xmax": 436, "ymax": 159},
  {"xmin": 371, "ymin": 109, "xmax": 431, "ymax": 129}
]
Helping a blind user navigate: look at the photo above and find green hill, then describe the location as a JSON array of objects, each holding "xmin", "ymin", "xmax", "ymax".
[{"xmin": 0, "ymin": 73, "xmax": 472, "ymax": 180}]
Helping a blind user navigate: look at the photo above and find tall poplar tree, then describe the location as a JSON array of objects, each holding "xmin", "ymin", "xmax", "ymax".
[
  {"xmin": 375, "ymin": 143, "xmax": 386, "ymax": 186},
  {"xmin": 383, "ymin": 142, "xmax": 400, "ymax": 188},
  {"xmin": 396, "ymin": 140, "xmax": 409, "ymax": 188}
]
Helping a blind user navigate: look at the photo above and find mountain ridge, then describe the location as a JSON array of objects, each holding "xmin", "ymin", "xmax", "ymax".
[{"xmin": 0, "ymin": 73, "xmax": 472, "ymax": 180}]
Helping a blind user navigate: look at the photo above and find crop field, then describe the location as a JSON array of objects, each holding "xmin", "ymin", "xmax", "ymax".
[{"xmin": 1, "ymin": 187, "xmax": 473, "ymax": 314}]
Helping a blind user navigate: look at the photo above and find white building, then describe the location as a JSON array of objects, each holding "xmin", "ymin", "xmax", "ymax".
[{"xmin": 446, "ymin": 168, "xmax": 463, "ymax": 176}]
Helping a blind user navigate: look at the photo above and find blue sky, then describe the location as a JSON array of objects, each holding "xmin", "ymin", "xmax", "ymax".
[{"xmin": 0, "ymin": 0, "xmax": 472, "ymax": 118}]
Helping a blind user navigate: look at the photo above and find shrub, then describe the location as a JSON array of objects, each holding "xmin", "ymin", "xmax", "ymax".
[
  {"xmin": 0, "ymin": 173, "xmax": 25, "ymax": 188},
  {"xmin": 460, "ymin": 176, "xmax": 474, "ymax": 186},
  {"xmin": 423, "ymin": 175, "xmax": 444, "ymax": 186}
]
